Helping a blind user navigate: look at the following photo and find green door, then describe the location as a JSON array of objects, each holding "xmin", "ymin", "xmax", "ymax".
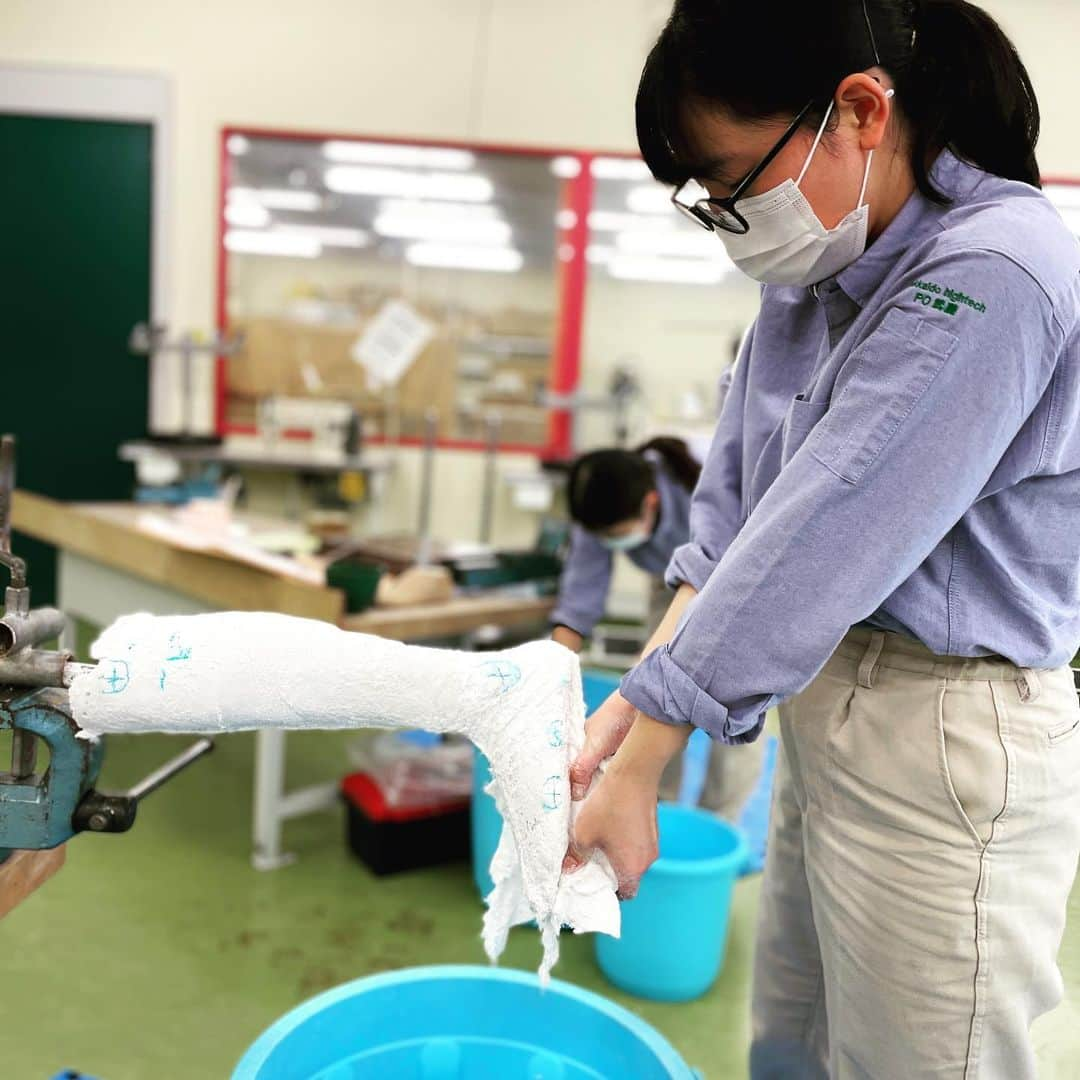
[{"xmin": 0, "ymin": 114, "xmax": 152, "ymax": 604}]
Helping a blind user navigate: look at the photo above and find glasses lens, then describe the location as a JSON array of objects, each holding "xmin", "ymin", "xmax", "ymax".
[
  {"xmin": 709, "ymin": 206, "xmax": 748, "ymax": 234},
  {"xmin": 672, "ymin": 180, "xmax": 748, "ymax": 234}
]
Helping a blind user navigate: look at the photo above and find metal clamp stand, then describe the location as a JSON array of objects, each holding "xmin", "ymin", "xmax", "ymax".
[{"xmin": 129, "ymin": 322, "xmax": 245, "ymax": 443}]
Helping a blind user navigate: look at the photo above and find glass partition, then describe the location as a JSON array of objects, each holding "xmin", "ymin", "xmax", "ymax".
[{"xmin": 218, "ymin": 131, "xmax": 572, "ymax": 451}]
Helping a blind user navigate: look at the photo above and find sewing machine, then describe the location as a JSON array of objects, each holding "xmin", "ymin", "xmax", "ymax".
[{"xmin": 0, "ymin": 434, "xmax": 213, "ymax": 913}]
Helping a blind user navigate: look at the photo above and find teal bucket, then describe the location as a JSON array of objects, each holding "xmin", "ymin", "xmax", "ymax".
[
  {"xmin": 471, "ymin": 669, "xmax": 621, "ymax": 897},
  {"xmin": 595, "ymin": 803, "xmax": 748, "ymax": 1002},
  {"xmin": 231, "ymin": 965, "xmax": 700, "ymax": 1079}
]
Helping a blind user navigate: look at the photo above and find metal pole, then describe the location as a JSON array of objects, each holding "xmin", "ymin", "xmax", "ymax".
[
  {"xmin": 479, "ymin": 412, "xmax": 501, "ymax": 545},
  {"xmin": 126, "ymin": 738, "xmax": 215, "ymax": 802},
  {"xmin": 416, "ymin": 408, "xmax": 438, "ymax": 566}
]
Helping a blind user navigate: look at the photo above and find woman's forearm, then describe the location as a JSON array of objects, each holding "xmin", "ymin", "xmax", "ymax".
[
  {"xmin": 642, "ymin": 582, "xmax": 698, "ymax": 659},
  {"xmin": 609, "ymin": 712, "xmax": 692, "ymax": 786},
  {"xmin": 609, "ymin": 584, "xmax": 699, "ymax": 776}
]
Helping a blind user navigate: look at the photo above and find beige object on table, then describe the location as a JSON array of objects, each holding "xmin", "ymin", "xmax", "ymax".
[{"xmin": 374, "ymin": 565, "xmax": 454, "ymax": 608}]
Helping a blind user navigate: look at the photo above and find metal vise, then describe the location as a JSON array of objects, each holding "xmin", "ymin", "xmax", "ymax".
[{"xmin": 0, "ymin": 434, "xmax": 212, "ymax": 865}]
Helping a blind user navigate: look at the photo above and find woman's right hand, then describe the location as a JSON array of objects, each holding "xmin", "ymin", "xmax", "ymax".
[{"xmin": 569, "ymin": 688, "xmax": 638, "ymax": 800}]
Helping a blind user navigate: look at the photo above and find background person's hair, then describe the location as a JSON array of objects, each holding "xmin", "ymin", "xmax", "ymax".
[
  {"xmin": 567, "ymin": 437, "xmax": 701, "ymax": 530},
  {"xmin": 636, "ymin": 0, "xmax": 1041, "ymax": 203}
]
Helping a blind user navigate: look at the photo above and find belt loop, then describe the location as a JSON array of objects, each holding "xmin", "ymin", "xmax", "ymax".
[
  {"xmin": 857, "ymin": 631, "xmax": 886, "ymax": 689},
  {"xmin": 1017, "ymin": 668, "xmax": 1042, "ymax": 704}
]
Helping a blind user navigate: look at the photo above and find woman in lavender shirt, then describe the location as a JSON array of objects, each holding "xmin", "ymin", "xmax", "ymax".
[{"xmin": 567, "ymin": 2, "xmax": 1080, "ymax": 1076}]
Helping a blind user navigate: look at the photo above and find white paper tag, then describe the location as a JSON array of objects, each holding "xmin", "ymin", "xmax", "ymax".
[{"xmin": 351, "ymin": 299, "xmax": 435, "ymax": 388}]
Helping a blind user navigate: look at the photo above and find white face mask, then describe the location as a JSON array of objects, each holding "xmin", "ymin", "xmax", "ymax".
[
  {"xmin": 718, "ymin": 91, "xmax": 892, "ymax": 288},
  {"xmin": 599, "ymin": 530, "xmax": 650, "ymax": 553}
]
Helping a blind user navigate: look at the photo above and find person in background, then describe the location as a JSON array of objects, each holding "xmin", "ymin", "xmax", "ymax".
[{"xmin": 551, "ymin": 429, "xmax": 762, "ymax": 822}]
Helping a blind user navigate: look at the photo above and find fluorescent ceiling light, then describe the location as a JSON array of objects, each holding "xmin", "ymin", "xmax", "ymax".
[
  {"xmin": 591, "ymin": 157, "xmax": 652, "ymax": 180},
  {"xmin": 587, "ymin": 244, "xmax": 614, "ymax": 264},
  {"xmin": 225, "ymin": 201, "xmax": 270, "ymax": 228},
  {"xmin": 324, "ymin": 166, "xmax": 494, "ymax": 202},
  {"xmin": 626, "ymin": 184, "xmax": 675, "ymax": 214},
  {"xmin": 374, "ymin": 213, "xmax": 512, "ymax": 245},
  {"xmin": 273, "ymin": 224, "xmax": 370, "ymax": 248},
  {"xmin": 588, "ymin": 210, "xmax": 674, "ymax": 232},
  {"xmin": 405, "ymin": 243, "xmax": 524, "ymax": 272},
  {"xmin": 229, "ymin": 186, "xmax": 322, "ymax": 211},
  {"xmin": 227, "ymin": 134, "xmax": 250, "ymax": 156},
  {"xmin": 378, "ymin": 198, "xmax": 499, "ymax": 221},
  {"xmin": 615, "ymin": 229, "xmax": 722, "ymax": 258},
  {"xmin": 607, "ymin": 254, "xmax": 730, "ymax": 285},
  {"xmin": 550, "ymin": 156, "xmax": 582, "ymax": 179},
  {"xmin": 323, "ymin": 140, "xmax": 476, "ymax": 170},
  {"xmin": 555, "ymin": 209, "xmax": 578, "ymax": 230},
  {"xmin": 225, "ymin": 229, "xmax": 321, "ymax": 258}
]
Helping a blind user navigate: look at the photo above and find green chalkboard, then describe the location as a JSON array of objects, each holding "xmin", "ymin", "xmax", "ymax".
[{"xmin": 0, "ymin": 114, "xmax": 152, "ymax": 604}]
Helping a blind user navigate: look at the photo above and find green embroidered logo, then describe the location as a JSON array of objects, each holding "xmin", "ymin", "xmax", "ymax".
[{"xmin": 911, "ymin": 279, "xmax": 987, "ymax": 316}]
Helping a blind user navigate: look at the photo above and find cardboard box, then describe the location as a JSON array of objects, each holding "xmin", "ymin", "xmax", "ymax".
[{"xmin": 227, "ymin": 317, "xmax": 459, "ymax": 437}]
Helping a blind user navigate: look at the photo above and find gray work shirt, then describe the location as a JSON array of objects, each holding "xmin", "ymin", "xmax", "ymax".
[{"xmin": 622, "ymin": 151, "xmax": 1080, "ymax": 743}]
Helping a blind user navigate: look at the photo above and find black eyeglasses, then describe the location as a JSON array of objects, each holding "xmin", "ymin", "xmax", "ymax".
[{"xmin": 671, "ymin": 98, "xmax": 818, "ymax": 235}]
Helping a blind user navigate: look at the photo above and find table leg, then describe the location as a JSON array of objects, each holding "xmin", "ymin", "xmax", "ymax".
[{"xmin": 252, "ymin": 729, "xmax": 296, "ymax": 871}]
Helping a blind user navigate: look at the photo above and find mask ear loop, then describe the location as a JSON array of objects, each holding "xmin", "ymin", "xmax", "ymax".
[
  {"xmin": 856, "ymin": 87, "xmax": 895, "ymax": 209},
  {"xmin": 796, "ymin": 100, "xmax": 835, "ymax": 188}
]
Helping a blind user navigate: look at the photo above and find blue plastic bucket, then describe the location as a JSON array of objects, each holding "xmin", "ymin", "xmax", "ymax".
[
  {"xmin": 471, "ymin": 669, "xmax": 621, "ymax": 897},
  {"xmin": 596, "ymin": 804, "xmax": 748, "ymax": 1002},
  {"xmin": 231, "ymin": 965, "xmax": 699, "ymax": 1079}
]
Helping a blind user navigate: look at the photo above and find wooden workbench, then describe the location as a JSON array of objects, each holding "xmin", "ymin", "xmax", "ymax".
[
  {"xmin": 11, "ymin": 492, "xmax": 554, "ymax": 638},
  {"xmin": 11, "ymin": 491, "xmax": 555, "ymax": 869},
  {"xmin": 0, "ymin": 847, "xmax": 66, "ymax": 919}
]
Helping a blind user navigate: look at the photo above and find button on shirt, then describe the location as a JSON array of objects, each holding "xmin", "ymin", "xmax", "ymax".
[
  {"xmin": 622, "ymin": 151, "xmax": 1080, "ymax": 744},
  {"xmin": 550, "ymin": 457, "xmax": 693, "ymax": 638}
]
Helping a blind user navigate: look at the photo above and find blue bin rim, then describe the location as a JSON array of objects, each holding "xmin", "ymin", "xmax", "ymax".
[
  {"xmin": 651, "ymin": 803, "xmax": 750, "ymax": 879},
  {"xmin": 232, "ymin": 963, "xmax": 693, "ymax": 1078}
]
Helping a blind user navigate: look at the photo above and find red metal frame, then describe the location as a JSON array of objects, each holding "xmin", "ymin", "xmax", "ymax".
[
  {"xmin": 544, "ymin": 155, "xmax": 594, "ymax": 459},
  {"xmin": 215, "ymin": 127, "xmax": 637, "ymax": 458}
]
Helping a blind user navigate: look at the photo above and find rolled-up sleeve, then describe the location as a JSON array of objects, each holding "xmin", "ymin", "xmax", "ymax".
[
  {"xmin": 624, "ymin": 249, "xmax": 1062, "ymax": 743},
  {"xmin": 550, "ymin": 525, "xmax": 614, "ymax": 638},
  {"xmin": 665, "ymin": 329, "xmax": 752, "ymax": 592}
]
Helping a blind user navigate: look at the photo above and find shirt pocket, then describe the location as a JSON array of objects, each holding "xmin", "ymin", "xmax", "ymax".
[
  {"xmin": 808, "ymin": 306, "xmax": 959, "ymax": 485},
  {"xmin": 781, "ymin": 395, "xmax": 830, "ymax": 466}
]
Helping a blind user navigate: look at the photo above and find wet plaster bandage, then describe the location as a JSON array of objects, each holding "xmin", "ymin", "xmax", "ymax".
[{"xmin": 69, "ymin": 612, "xmax": 620, "ymax": 980}]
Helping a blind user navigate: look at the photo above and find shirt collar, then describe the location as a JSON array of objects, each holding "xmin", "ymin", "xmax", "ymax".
[{"xmin": 835, "ymin": 150, "xmax": 984, "ymax": 307}]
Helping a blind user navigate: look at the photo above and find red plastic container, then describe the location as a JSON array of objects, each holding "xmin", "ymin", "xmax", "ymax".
[{"xmin": 340, "ymin": 772, "xmax": 471, "ymax": 876}]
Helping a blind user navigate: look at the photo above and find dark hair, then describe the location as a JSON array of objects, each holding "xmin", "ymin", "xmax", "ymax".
[
  {"xmin": 637, "ymin": 0, "xmax": 1040, "ymax": 203},
  {"xmin": 567, "ymin": 437, "xmax": 701, "ymax": 531}
]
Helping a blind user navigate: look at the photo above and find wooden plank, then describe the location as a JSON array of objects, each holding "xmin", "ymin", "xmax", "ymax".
[
  {"xmin": 0, "ymin": 846, "xmax": 66, "ymax": 919},
  {"xmin": 343, "ymin": 594, "xmax": 555, "ymax": 641},
  {"xmin": 12, "ymin": 492, "xmax": 554, "ymax": 642},
  {"xmin": 11, "ymin": 491, "xmax": 344, "ymax": 624}
]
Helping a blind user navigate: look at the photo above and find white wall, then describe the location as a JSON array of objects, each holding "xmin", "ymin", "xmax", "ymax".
[
  {"xmin": 4, "ymin": 0, "xmax": 1073, "ymax": 399},
  {"xmin": 3, "ymin": 0, "xmax": 1077, "ymax": 609}
]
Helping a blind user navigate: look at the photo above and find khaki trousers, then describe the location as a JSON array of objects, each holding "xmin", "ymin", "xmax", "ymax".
[{"xmin": 751, "ymin": 627, "xmax": 1080, "ymax": 1079}]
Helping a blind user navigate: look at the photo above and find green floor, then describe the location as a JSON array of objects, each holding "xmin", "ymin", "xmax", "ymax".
[
  {"xmin": 6, "ymin": 728, "xmax": 1080, "ymax": 1079},
  {"xmin": 3, "ymin": 728, "xmax": 757, "ymax": 1079}
]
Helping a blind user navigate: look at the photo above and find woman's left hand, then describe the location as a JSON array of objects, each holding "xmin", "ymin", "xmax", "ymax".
[
  {"xmin": 564, "ymin": 712, "xmax": 691, "ymax": 899},
  {"xmin": 565, "ymin": 759, "xmax": 660, "ymax": 900}
]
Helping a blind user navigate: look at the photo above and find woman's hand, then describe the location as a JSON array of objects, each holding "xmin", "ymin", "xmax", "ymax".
[
  {"xmin": 565, "ymin": 759, "xmax": 660, "ymax": 900},
  {"xmin": 568, "ymin": 688, "xmax": 638, "ymax": 800},
  {"xmin": 565, "ymin": 713, "xmax": 692, "ymax": 899},
  {"xmin": 551, "ymin": 624, "xmax": 584, "ymax": 653}
]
